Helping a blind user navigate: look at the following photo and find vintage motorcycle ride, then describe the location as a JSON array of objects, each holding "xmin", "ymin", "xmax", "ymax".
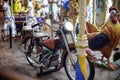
[{"xmin": 21, "ymin": 20, "xmax": 95, "ymax": 80}]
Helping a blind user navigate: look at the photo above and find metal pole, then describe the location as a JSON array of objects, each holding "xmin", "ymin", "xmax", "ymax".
[
  {"xmin": 11, "ymin": 0, "xmax": 13, "ymax": 13},
  {"xmin": 92, "ymin": 0, "xmax": 96, "ymax": 25},
  {"xmin": 75, "ymin": 0, "xmax": 88, "ymax": 79}
]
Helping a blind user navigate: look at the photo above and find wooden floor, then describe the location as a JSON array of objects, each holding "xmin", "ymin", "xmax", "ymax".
[
  {"xmin": 0, "ymin": 37, "xmax": 120, "ymax": 80},
  {"xmin": 0, "ymin": 38, "xmax": 69, "ymax": 80}
]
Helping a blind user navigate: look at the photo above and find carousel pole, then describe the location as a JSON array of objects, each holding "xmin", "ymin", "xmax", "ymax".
[
  {"xmin": 76, "ymin": 0, "xmax": 88, "ymax": 80},
  {"xmin": 11, "ymin": 0, "xmax": 14, "ymax": 18},
  {"xmin": 92, "ymin": 0, "xmax": 96, "ymax": 25},
  {"xmin": 11, "ymin": 0, "xmax": 13, "ymax": 13}
]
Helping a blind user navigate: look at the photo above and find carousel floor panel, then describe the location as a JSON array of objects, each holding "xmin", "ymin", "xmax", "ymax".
[{"xmin": 0, "ymin": 37, "xmax": 119, "ymax": 80}]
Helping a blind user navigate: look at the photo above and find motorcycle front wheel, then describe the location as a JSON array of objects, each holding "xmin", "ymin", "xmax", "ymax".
[{"xmin": 64, "ymin": 50, "xmax": 95, "ymax": 80}]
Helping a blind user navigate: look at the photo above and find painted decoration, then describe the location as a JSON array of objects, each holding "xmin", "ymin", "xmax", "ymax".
[
  {"xmin": 13, "ymin": 0, "xmax": 22, "ymax": 13},
  {"xmin": 96, "ymin": 0, "xmax": 107, "ymax": 28}
]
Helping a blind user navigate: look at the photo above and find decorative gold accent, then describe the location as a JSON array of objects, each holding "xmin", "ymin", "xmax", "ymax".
[
  {"xmin": 76, "ymin": 34, "xmax": 88, "ymax": 49},
  {"xmin": 77, "ymin": 34, "xmax": 88, "ymax": 41},
  {"xmin": 75, "ymin": 44, "xmax": 88, "ymax": 49},
  {"xmin": 86, "ymin": 0, "xmax": 90, "ymax": 6}
]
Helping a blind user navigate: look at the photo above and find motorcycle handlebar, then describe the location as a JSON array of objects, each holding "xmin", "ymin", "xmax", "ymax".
[
  {"xmin": 32, "ymin": 23, "xmax": 40, "ymax": 28},
  {"xmin": 33, "ymin": 22, "xmax": 57, "ymax": 31}
]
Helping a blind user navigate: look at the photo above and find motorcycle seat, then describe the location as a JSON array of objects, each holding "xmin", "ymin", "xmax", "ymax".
[
  {"xmin": 33, "ymin": 32, "xmax": 50, "ymax": 38},
  {"xmin": 22, "ymin": 26, "xmax": 32, "ymax": 31}
]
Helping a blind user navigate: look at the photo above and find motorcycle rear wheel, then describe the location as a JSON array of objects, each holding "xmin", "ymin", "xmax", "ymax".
[{"xmin": 64, "ymin": 50, "xmax": 95, "ymax": 80}]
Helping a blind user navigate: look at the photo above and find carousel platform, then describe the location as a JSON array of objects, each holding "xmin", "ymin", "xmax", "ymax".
[
  {"xmin": 93, "ymin": 51, "xmax": 120, "ymax": 80},
  {"xmin": 0, "ymin": 37, "xmax": 120, "ymax": 80}
]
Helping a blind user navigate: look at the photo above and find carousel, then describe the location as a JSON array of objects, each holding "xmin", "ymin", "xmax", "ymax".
[{"xmin": 0, "ymin": 0, "xmax": 120, "ymax": 80}]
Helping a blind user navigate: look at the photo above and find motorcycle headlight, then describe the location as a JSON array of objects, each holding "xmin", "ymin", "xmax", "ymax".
[{"xmin": 63, "ymin": 22, "xmax": 73, "ymax": 32}]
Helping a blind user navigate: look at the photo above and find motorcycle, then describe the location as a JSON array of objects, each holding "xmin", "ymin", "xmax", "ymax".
[{"xmin": 21, "ymin": 20, "xmax": 95, "ymax": 80}]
